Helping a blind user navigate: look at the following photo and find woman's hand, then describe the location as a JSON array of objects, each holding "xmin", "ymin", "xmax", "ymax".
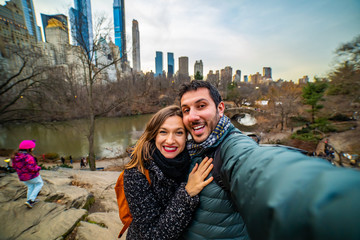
[{"xmin": 185, "ymin": 157, "xmax": 214, "ymax": 197}]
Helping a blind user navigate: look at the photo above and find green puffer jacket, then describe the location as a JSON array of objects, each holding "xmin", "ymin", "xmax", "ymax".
[
  {"xmin": 184, "ymin": 124, "xmax": 360, "ymax": 240},
  {"xmin": 182, "ymin": 125, "xmax": 250, "ymax": 240}
]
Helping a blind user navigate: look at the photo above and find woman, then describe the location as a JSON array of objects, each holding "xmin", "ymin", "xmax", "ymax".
[
  {"xmin": 11, "ymin": 140, "xmax": 43, "ymax": 209},
  {"xmin": 124, "ymin": 105, "xmax": 213, "ymax": 240}
]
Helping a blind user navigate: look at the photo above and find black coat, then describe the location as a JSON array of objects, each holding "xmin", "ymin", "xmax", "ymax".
[{"xmin": 123, "ymin": 160, "xmax": 199, "ymax": 240}]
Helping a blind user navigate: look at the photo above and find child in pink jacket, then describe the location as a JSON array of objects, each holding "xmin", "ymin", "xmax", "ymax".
[{"xmin": 11, "ymin": 140, "xmax": 43, "ymax": 208}]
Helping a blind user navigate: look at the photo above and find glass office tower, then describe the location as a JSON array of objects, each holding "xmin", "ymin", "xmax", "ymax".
[
  {"xmin": 19, "ymin": 0, "xmax": 40, "ymax": 41},
  {"xmin": 155, "ymin": 51, "xmax": 163, "ymax": 77},
  {"xmin": 69, "ymin": 0, "xmax": 93, "ymax": 52},
  {"xmin": 113, "ymin": 0, "xmax": 127, "ymax": 62},
  {"xmin": 167, "ymin": 52, "xmax": 174, "ymax": 77}
]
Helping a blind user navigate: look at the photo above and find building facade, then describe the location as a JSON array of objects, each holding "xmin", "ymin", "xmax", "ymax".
[
  {"xmin": 69, "ymin": 0, "xmax": 93, "ymax": 52},
  {"xmin": 132, "ymin": 19, "xmax": 140, "ymax": 72},
  {"xmin": 250, "ymin": 72, "xmax": 262, "ymax": 84},
  {"xmin": 113, "ymin": 0, "xmax": 127, "ymax": 62},
  {"xmin": 178, "ymin": 56, "xmax": 189, "ymax": 80},
  {"xmin": 194, "ymin": 60, "xmax": 203, "ymax": 77},
  {"xmin": 298, "ymin": 75, "xmax": 309, "ymax": 85},
  {"xmin": 244, "ymin": 75, "xmax": 248, "ymax": 83},
  {"xmin": 221, "ymin": 66, "xmax": 232, "ymax": 85},
  {"xmin": 14, "ymin": 0, "xmax": 41, "ymax": 41},
  {"xmin": 0, "ymin": 0, "xmax": 34, "ymax": 53},
  {"xmin": 167, "ymin": 52, "xmax": 174, "ymax": 77},
  {"xmin": 96, "ymin": 36, "xmax": 117, "ymax": 81},
  {"xmin": 263, "ymin": 67, "xmax": 272, "ymax": 79},
  {"xmin": 41, "ymin": 14, "xmax": 69, "ymax": 43},
  {"xmin": 45, "ymin": 18, "xmax": 69, "ymax": 64},
  {"xmin": 206, "ymin": 70, "xmax": 220, "ymax": 87},
  {"xmin": 233, "ymin": 69, "xmax": 241, "ymax": 83},
  {"xmin": 155, "ymin": 51, "xmax": 163, "ymax": 76}
]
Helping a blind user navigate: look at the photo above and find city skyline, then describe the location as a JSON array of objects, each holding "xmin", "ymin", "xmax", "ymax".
[{"xmin": 2, "ymin": 0, "xmax": 359, "ymax": 81}]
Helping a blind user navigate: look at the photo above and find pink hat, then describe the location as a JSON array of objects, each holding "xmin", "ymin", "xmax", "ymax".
[{"xmin": 19, "ymin": 140, "xmax": 36, "ymax": 149}]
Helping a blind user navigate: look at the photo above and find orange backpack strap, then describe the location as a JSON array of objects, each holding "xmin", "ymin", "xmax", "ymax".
[{"xmin": 115, "ymin": 169, "xmax": 151, "ymax": 238}]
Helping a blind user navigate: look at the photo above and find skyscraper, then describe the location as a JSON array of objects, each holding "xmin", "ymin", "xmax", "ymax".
[
  {"xmin": 155, "ymin": 51, "xmax": 163, "ymax": 77},
  {"xmin": 132, "ymin": 19, "xmax": 140, "ymax": 72},
  {"xmin": 178, "ymin": 56, "xmax": 189, "ymax": 80},
  {"xmin": 233, "ymin": 70, "xmax": 241, "ymax": 83},
  {"xmin": 263, "ymin": 67, "xmax": 272, "ymax": 79},
  {"xmin": 0, "ymin": 0, "xmax": 33, "ymax": 49},
  {"xmin": 69, "ymin": 0, "xmax": 93, "ymax": 52},
  {"xmin": 41, "ymin": 14, "xmax": 69, "ymax": 43},
  {"xmin": 194, "ymin": 60, "xmax": 203, "ymax": 77},
  {"xmin": 167, "ymin": 52, "xmax": 174, "ymax": 77},
  {"xmin": 113, "ymin": 0, "xmax": 127, "ymax": 62},
  {"xmin": 14, "ymin": 0, "xmax": 41, "ymax": 41}
]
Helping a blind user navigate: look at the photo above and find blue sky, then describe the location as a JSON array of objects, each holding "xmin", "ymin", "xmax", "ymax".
[{"xmin": 2, "ymin": 0, "xmax": 359, "ymax": 81}]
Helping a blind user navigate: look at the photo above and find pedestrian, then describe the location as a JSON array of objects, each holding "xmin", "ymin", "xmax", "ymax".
[
  {"xmin": 61, "ymin": 156, "xmax": 65, "ymax": 165},
  {"xmin": 11, "ymin": 140, "xmax": 44, "ymax": 209},
  {"xmin": 80, "ymin": 157, "xmax": 85, "ymax": 168},
  {"xmin": 83, "ymin": 157, "xmax": 87, "ymax": 167},
  {"xmin": 179, "ymin": 80, "xmax": 360, "ymax": 240},
  {"xmin": 69, "ymin": 155, "xmax": 73, "ymax": 164},
  {"xmin": 123, "ymin": 105, "xmax": 213, "ymax": 239}
]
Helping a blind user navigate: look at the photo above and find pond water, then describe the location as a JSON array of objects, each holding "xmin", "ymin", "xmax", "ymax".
[
  {"xmin": 0, "ymin": 114, "xmax": 152, "ymax": 159},
  {"xmin": 0, "ymin": 113, "xmax": 258, "ymax": 159}
]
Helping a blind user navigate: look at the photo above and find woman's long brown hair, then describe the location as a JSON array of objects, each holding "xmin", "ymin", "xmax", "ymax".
[{"xmin": 125, "ymin": 105, "xmax": 183, "ymax": 174}]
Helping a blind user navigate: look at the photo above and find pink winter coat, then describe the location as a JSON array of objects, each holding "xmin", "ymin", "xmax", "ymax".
[{"xmin": 12, "ymin": 152, "xmax": 41, "ymax": 181}]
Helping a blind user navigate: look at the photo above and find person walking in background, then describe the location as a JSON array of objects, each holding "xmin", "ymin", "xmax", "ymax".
[
  {"xmin": 61, "ymin": 156, "xmax": 65, "ymax": 165},
  {"xmin": 11, "ymin": 140, "xmax": 43, "ymax": 209},
  {"xmin": 69, "ymin": 155, "xmax": 73, "ymax": 165},
  {"xmin": 80, "ymin": 157, "xmax": 85, "ymax": 168}
]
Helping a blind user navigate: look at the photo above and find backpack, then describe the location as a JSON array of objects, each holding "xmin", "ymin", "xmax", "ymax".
[{"xmin": 114, "ymin": 169, "xmax": 151, "ymax": 238}]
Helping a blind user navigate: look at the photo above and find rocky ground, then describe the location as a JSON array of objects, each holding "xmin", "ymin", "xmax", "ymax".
[
  {"xmin": 1, "ymin": 122, "xmax": 358, "ymax": 240},
  {"xmin": 0, "ymin": 158, "xmax": 130, "ymax": 240}
]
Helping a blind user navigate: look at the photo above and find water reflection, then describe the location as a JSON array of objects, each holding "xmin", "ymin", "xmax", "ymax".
[
  {"xmin": 0, "ymin": 114, "xmax": 152, "ymax": 159},
  {"xmin": 0, "ymin": 113, "xmax": 258, "ymax": 159},
  {"xmin": 237, "ymin": 113, "xmax": 257, "ymax": 126}
]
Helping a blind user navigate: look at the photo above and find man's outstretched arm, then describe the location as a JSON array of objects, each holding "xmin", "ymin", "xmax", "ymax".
[{"xmin": 220, "ymin": 134, "xmax": 360, "ymax": 240}]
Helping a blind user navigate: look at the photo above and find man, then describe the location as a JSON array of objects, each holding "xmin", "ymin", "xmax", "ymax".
[{"xmin": 179, "ymin": 80, "xmax": 360, "ymax": 240}]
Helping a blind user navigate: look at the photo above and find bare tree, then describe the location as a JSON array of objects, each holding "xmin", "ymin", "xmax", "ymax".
[
  {"xmin": 268, "ymin": 82, "xmax": 302, "ymax": 131},
  {"xmin": 69, "ymin": 14, "xmax": 129, "ymax": 170},
  {"xmin": 0, "ymin": 45, "xmax": 49, "ymax": 124}
]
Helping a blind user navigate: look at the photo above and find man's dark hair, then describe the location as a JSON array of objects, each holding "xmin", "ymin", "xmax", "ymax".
[{"xmin": 179, "ymin": 80, "xmax": 222, "ymax": 107}]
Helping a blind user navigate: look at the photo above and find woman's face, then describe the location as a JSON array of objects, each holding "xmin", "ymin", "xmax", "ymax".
[{"xmin": 155, "ymin": 116, "xmax": 186, "ymax": 159}]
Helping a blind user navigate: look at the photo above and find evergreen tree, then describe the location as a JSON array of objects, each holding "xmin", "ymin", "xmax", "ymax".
[
  {"xmin": 194, "ymin": 71, "xmax": 203, "ymax": 80},
  {"xmin": 302, "ymin": 78, "xmax": 328, "ymax": 123}
]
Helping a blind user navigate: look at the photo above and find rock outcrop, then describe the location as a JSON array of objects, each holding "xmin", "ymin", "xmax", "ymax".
[{"xmin": 0, "ymin": 167, "xmax": 124, "ymax": 240}]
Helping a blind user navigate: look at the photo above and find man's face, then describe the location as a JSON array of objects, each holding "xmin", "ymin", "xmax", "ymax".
[{"xmin": 181, "ymin": 88, "xmax": 225, "ymax": 143}]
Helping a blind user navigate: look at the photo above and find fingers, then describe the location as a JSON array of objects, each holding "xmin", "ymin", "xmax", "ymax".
[
  {"xmin": 198, "ymin": 156, "xmax": 209, "ymax": 168},
  {"xmin": 203, "ymin": 176, "xmax": 214, "ymax": 187},
  {"xmin": 202, "ymin": 162, "xmax": 213, "ymax": 178},
  {"xmin": 198, "ymin": 158, "xmax": 213, "ymax": 174},
  {"xmin": 190, "ymin": 163, "xmax": 198, "ymax": 174}
]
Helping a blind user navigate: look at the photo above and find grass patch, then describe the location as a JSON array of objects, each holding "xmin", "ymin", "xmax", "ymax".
[
  {"xmin": 291, "ymin": 132, "xmax": 322, "ymax": 143},
  {"xmin": 86, "ymin": 220, "xmax": 107, "ymax": 228},
  {"xmin": 82, "ymin": 194, "xmax": 95, "ymax": 211}
]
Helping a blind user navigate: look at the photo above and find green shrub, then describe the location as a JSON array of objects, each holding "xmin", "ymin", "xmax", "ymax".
[
  {"xmin": 312, "ymin": 118, "xmax": 336, "ymax": 133},
  {"xmin": 329, "ymin": 113, "xmax": 351, "ymax": 121},
  {"xmin": 291, "ymin": 132, "xmax": 322, "ymax": 143},
  {"xmin": 59, "ymin": 163, "xmax": 73, "ymax": 168},
  {"xmin": 296, "ymin": 127, "xmax": 310, "ymax": 134},
  {"xmin": 44, "ymin": 152, "xmax": 59, "ymax": 160}
]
